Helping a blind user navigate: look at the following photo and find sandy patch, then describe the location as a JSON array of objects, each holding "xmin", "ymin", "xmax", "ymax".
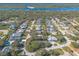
[{"xmin": 0, "ymin": 30, "xmax": 8, "ymax": 34}]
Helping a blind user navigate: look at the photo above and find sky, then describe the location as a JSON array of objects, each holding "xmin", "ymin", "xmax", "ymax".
[{"xmin": 0, "ymin": 0, "xmax": 78, "ymax": 3}]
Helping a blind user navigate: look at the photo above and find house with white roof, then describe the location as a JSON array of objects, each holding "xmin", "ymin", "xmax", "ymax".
[{"xmin": 48, "ymin": 35, "xmax": 58, "ymax": 42}]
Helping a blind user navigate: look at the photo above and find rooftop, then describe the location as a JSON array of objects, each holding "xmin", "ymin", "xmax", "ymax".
[{"xmin": 48, "ymin": 36, "xmax": 58, "ymax": 42}]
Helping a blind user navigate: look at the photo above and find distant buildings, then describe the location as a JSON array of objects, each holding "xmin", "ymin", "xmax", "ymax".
[
  {"xmin": 46, "ymin": 19, "xmax": 57, "ymax": 35},
  {"xmin": 36, "ymin": 18, "xmax": 42, "ymax": 33}
]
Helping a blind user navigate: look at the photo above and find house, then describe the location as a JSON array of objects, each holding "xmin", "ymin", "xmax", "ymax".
[
  {"xmin": 36, "ymin": 25, "xmax": 42, "ymax": 33},
  {"xmin": 0, "ymin": 36, "xmax": 4, "ymax": 39},
  {"xmin": 10, "ymin": 32, "xmax": 22, "ymax": 41},
  {"xmin": 36, "ymin": 18, "xmax": 42, "ymax": 33},
  {"xmin": 47, "ymin": 25, "xmax": 54, "ymax": 33},
  {"xmin": 0, "ymin": 31, "xmax": 8, "ymax": 40},
  {"xmin": 2, "ymin": 46, "xmax": 11, "ymax": 55},
  {"xmin": 48, "ymin": 36, "xmax": 58, "ymax": 42},
  {"xmin": 46, "ymin": 19, "xmax": 56, "ymax": 34},
  {"xmin": 3, "ymin": 40, "xmax": 10, "ymax": 46},
  {"xmin": 17, "ymin": 29, "xmax": 24, "ymax": 33},
  {"xmin": 10, "ymin": 23, "xmax": 16, "ymax": 29},
  {"xmin": 60, "ymin": 21, "xmax": 70, "ymax": 30},
  {"xmin": 20, "ymin": 22, "xmax": 27, "ymax": 29}
]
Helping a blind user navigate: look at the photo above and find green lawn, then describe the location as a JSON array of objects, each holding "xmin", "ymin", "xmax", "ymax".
[
  {"xmin": 49, "ymin": 48, "xmax": 64, "ymax": 56},
  {"xmin": 0, "ymin": 23, "xmax": 9, "ymax": 29},
  {"xmin": 70, "ymin": 36, "xmax": 79, "ymax": 41}
]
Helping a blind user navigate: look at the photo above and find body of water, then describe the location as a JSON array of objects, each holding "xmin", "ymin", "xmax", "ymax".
[{"xmin": 0, "ymin": 8, "xmax": 79, "ymax": 11}]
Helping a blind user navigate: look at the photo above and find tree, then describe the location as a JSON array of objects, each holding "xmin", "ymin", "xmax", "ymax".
[
  {"xmin": 26, "ymin": 40, "xmax": 52, "ymax": 52},
  {"xmin": 3, "ymin": 35, "xmax": 9, "ymax": 40},
  {"xmin": 71, "ymin": 42, "xmax": 79, "ymax": 48},
  {"xmin": 44, "ymin": 41, "xmax": 52, "ymax": 47},
  {"xmin": 35, "ymin": 49, "xmax": 50, "ymax": 56},
  {"xmin": 0, "ymin": 40, "xmax": 4, "ymax": 46},
  {"xmin": 58, "ymin": 37, "xmax": 66, "ymax": 44},
  {"xmin": 49, "ymin": 49, "xmax": 64, "ymax": 56},
  {"xmin": 26, "ymin": 41, "xmax": 41, "ymax": 52},
  {"xmin": 0, "ymin": 32, "xmax": 3, "ymax": 35}
]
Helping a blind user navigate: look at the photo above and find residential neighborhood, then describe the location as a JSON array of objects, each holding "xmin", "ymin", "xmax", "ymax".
[{"xmin": 0, "ymin": 3, "xmax": 79, "ymax": 56}]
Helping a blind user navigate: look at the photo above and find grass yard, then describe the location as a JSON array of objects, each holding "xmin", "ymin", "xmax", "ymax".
[{"xmin": 0, "ymin": 23, "xmax": 9, "ymax": 30}]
